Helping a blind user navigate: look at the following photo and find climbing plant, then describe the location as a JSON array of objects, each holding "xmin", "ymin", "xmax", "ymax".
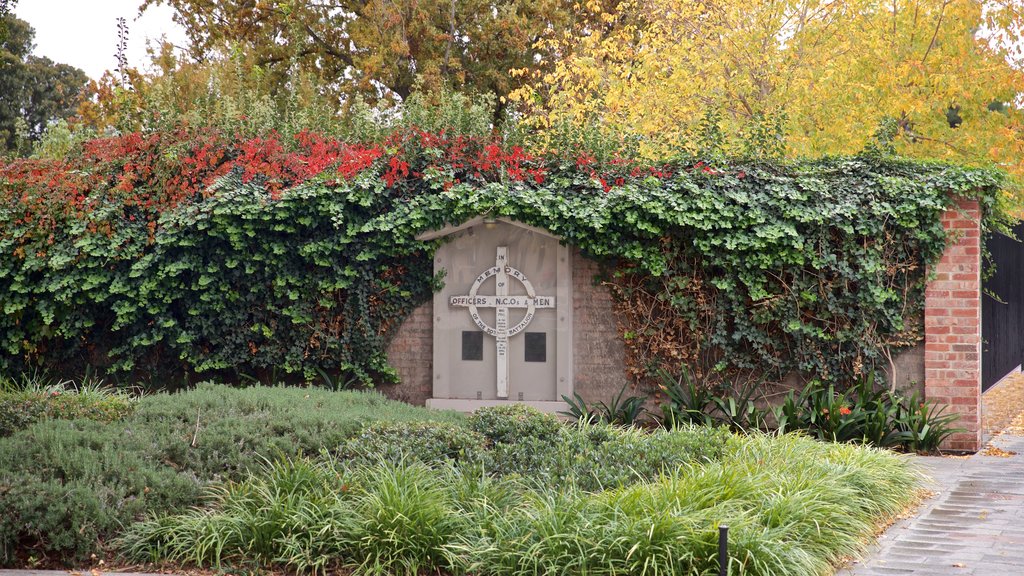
[{"xmin": 0, "ymin": 126, "xmax": 1005, "ymax": 388}]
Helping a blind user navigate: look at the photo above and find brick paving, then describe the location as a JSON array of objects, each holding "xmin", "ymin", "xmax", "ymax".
[
  {"xmin": 982, "ymin": 371, "xmax": 1024, "ymax": 442},
  {"xmin": 839, "ymin": 432, "xmax": 1024, "ymax": 575}
]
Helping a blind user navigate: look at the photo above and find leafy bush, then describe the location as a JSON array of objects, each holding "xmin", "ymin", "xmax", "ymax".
[
  {"xmin": 0, "ymin": 420, "xmax": 202, "ymax": 564},
  {"xmin": 658, "ymin": 368, "xmax": 772, "ymax": 431},
  {"xmin": 0, "ymin": 383, "xmax": 463, "ymax": 565},
  {"xmin": 473, "ymin": 405, "xmax": 731, "ymax": 491},
  {"xmin": 0, "ymin": 382, "xmax": 135, "ymax": 436},
  {"xmin": 469, "ymin": 404, "xmax": 562, "ymax": 446},
  {"xmin": 893, "ymin": 391, "xmax": 963, "ymax": 452},
  {"xmin": 770, "ymin": 377, "xmax": 964, "ymax": 452},
  {"xmin": 341, "ymin": 421, "xmax": 486, "ymax": 467},
  {"xmin": 128, "ymin": 383, "xmax": 465, "ymax": 480},
  {"xmin": 121, "ymin": 432, "xmax": 920, "ymax": 576},
  {"xmin": 657, "ymin": 370, "xmax": 963, "ymax": 453}
]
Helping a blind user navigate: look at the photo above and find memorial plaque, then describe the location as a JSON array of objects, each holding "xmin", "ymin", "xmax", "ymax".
[
  {"xmin": 426, "ymin": 218, "xmax": 573, "ymax": 410},
  {"xmin": 524, "ymin": 332, "xmax": 546, "ymax": 363},
  {"xmin": 462, "ymin": 331, "xmax": 483, "ymax": 361},
  {"xmin": 449, "ymin": 246, "xmax": 555, "ymax": 398}
]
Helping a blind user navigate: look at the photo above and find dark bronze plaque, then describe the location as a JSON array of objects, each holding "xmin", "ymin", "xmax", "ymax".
[
  {"xmin": 462, "ymin": 331, "xmax": 483, "ymax": 361},
  {"xmin": 524, "ymin": 332, "xmax": 547, "ymax": 362}
]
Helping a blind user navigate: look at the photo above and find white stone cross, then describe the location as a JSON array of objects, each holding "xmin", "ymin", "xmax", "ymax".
[{"xmin": 449, "ymin": 246, "xmax": 556, "ymax": 398}]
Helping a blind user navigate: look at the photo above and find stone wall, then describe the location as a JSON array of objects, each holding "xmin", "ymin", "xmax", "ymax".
[
  {"xmin": 570, "ymin": 251, "xmax": 630, "ymax": 402},
  {"xmin": 381, "ymin": 302, "xmax": 433, "ymax": 405}
]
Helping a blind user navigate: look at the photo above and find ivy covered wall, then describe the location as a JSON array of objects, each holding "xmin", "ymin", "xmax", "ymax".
[{"xmin": 0, "ymin": 128, "xmax": 1005, "ymax": 388}]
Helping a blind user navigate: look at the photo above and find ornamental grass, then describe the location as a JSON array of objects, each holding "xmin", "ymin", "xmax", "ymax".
[{"xmin": 118, "ymin": 430, "xmax": 920, "ymax": 576}]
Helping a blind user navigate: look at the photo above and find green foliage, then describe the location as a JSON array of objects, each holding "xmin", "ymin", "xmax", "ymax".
[
  {"xmin": 770, "ymin": 377, "xmax": 962, "ymax": 451},
  {"xmin": 0, "ymin": 383, "xmax": 462, "ymax": 564},
  {"xmin": 341, "ymin": 421, "xmax": 487, "ymax": 467},
  {"xmin": 128, "ymin": 384, "xmax": 465, "ymax": 479},
  {"xmin": 560, "ymin": 383, "xmax": 648, "ymax": 426},
  {"xmin": 469, "ymin": 404, "xmax": 563, "ymax": 446},
  {"xmin": 0, "ymin": 121, "xmax": 1005, "ymax": 388},
  {"xmin": 657, "ymin": 369, "xmax": 963, "ymax": 453},
  {"xmin": 0, "ymin": 419, "xmax": 203, "ymax": 564},
  {"xmin": 0, "ymin": 380, "xmax": 135, "ymax": 436},
  {"xmin": 893, "ymin": 391, "xmax": 963, "ymax": 452},
  {"xmin": 120, "ymin": 432, "xmax": 920, "ymax": 576},
  {"xmin": 472, "ymin": 405, "xmax": 729, "ymax": 491},
  {"xmin": 658, "ymin": 368, "xmax": 772, "ymax": 431}
]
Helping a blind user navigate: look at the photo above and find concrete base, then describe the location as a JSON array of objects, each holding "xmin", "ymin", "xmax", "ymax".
[{"xmin": 426, "ymin": 398, "xmax": 570, "ymax": 414}]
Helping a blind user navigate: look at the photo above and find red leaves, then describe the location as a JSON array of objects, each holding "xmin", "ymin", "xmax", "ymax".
[
  {"xmin": 0, "ymin": 125, "xmax": 711, "ymax": 247},
  {"xmin": 383, "ymin": 156, "xmax": 410, "ymax": 187}
]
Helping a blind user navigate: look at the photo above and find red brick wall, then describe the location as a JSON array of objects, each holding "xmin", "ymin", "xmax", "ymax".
[{"xmin": 924, "ymin": 198, "xmax": 982, "ymax": 451}]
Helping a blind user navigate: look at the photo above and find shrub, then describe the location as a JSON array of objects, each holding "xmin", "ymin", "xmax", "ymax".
[
  {"xmin": 659, "ymin": 371, "xmax": 964, "ymax": 453},
  {"xmin": 0, "ymin": 420, "xmax": 202, "ymax": 564},
  {"xmin": 560, "ymin": 383, "xmax": 649, "ymax": 426},
  {"xmin": 471, "ymin": 406, "xmax": 730, "ymax": 491},
  {"xmin": 129, "ymin": 383, "xmax": 465, "ymax": 480},
  {"xmin": 469, "ymin": 404, "xmax": 563, "ymax": 446},
  {"xmin": 0, "ymin": 383, "xmax": 463, "ymax": 566},
  {"xmin": 893, "ymin": 392, "xmax": 964, "ymax": 452},
  {"xmin": 0, "ymin": 384, "xmax": 135, "ymax": 436},
  {"xmin": 341, "ymin": 421, "xmax": 486, "ymax": 467}
]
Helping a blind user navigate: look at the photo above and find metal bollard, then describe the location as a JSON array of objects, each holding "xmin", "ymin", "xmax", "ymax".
[{"xmin": 719, "ymin": 524, "xmax": 729, "ymax": 576}]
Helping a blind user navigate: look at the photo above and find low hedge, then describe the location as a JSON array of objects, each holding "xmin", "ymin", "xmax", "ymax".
[
  {"xmin": 0, "ymin": 383, "xmax": 464, "ymax": 565},
  {"xmin": 0, "ymin": 387, "xmax": 135, "ymax": 436},
  {"xmin": 346, "ymin": 405, "xmax": 732, "ymax": 491}
]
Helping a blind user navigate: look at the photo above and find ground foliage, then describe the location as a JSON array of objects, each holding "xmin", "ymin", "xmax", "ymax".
[
  {"xmin": 0, "ymin": 125, "xmax": 1005, "ymax": 386},
  {"xmin": 0, "ymin": 383, "xmax": 466, "ymax": 564},
  {"xmin": 118, "ymin": 430, "xmax": 918, "ymax": 576}
]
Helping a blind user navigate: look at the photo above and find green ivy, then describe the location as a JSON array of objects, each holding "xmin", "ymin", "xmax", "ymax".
[{"xmin": 0, "ymin": 152, "xmax": 1005, "ymax": 387}]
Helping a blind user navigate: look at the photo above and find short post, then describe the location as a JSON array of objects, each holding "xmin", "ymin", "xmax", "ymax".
[{"xmin": 719, "ymin": 524, "xmax": 729, "ymax": 576}]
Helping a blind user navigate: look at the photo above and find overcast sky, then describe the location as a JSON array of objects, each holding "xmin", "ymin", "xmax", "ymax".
[{"xmin": 14, "ymin": 0, "xmax": 187, "ymax": 79}]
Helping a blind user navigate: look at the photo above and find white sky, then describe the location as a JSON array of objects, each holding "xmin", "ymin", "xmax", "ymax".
[{"xmin": 14, "ymin": 0, "xmax": 187, "ymax": 79}]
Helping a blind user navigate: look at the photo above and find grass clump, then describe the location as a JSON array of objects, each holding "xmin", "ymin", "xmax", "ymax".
[{"xmin": 120, "ymin": 432, "xmax": 920, "ymax": 576}]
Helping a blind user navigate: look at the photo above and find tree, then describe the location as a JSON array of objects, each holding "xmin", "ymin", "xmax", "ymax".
[
  {"xmin": 511, "ymin": 0, "xmax": 1024, "ymax": 179},
  {"xmin": 0, "ymin": 16, "xmax": 88, "ymax": 154},
  {"xmin": 139, "ymin": 0, "xmax": 577, "ymax": 107}
]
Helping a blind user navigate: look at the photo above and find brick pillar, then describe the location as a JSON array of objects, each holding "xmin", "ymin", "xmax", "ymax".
[{"xmin": 924, "ymin": 198, "xmax": 982, "ymax": 452}]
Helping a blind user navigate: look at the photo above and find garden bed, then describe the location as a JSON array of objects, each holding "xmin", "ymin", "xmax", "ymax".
[{"xmin": 0, "ymin": 383, "xmax": 921, "ymax": 575}]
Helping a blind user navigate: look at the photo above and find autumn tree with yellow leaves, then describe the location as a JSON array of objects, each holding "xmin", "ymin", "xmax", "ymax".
[{"xmin": 513, "ymin": 0, "xmax": 1024, "ymax": 179}]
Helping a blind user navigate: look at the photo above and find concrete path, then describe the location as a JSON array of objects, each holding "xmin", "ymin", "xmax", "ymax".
[{"xmin": 839, "ymin": 434, "xmax": 1024, "ymax": 575}]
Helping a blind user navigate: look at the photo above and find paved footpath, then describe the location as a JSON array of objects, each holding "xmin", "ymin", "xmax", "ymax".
[{"xmin": 839, "ymin": 434, "xmax": 1024, "ymax": 575}]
